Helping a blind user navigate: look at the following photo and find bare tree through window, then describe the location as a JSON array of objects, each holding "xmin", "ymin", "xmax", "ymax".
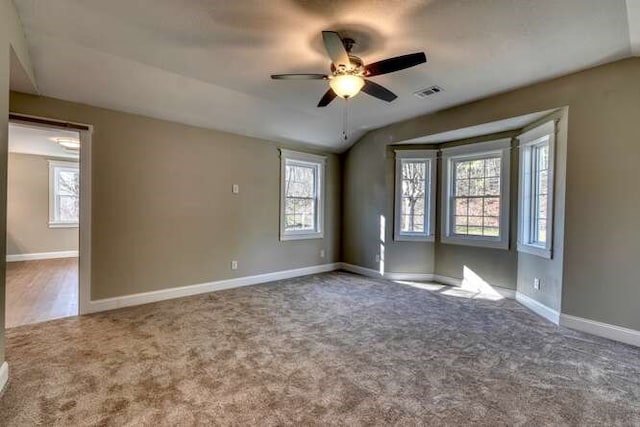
[
  {"xmin": 452, "ymin": 156, "xmax": 501, "ymax": 237},
  {"xmin": 284, "ymin": 162, "xmax": 317, "ymax": 231},
  {"xmin": 50, "ymin": 163, "xmax": 80, "ymax": 225},
  {"xmin": 400, "ymin": 161, "xmax": 427, "ymax": 233}
]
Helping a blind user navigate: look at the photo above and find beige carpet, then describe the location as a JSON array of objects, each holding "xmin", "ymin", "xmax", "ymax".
[{"xmin": 1, "ymin": 271, "xmax": 639, "ymax": 425}]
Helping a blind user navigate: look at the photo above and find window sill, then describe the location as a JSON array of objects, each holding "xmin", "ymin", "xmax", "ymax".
[
  {"xmin": 394, "ymin": 234, "xmax": 435, "ymax": 242},
  {"xmin": 280, "ymin": 232, "xmax": 324, "ymax": 241},
  {"xmin": 517, "ymin": 243, "xmax": 552, "ymax": 259},
  {"xmin": 49, "ymin": 222, "xmax": 79, "ymax": 229},
  {"xmin": 441, "ymin": 235, "xmax": 509, "ymax": 250}
]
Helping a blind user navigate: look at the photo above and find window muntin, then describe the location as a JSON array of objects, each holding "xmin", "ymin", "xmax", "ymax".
[
  {"xmin": 518, "ymin": 121, "xmax": 555, "ymax": 258},
  {"xmin": 394, "ymin": 150, "xmax": 436, "ymax": 241},
  {"xmin": 284, "ymin": 161, "xmax": 318, "ymax": 232},
  {"xmin": 441, "ymin": 139, "xmax": 511, "ymax": 249},
  {"xmin": 452, "ymin": 155, "xmax": 501, "ymax": 237},
  {"xmin": 49, "ymin": 161, "xmax": 80, "ymax": 227},
  {"xmin": 532, "ymin": 142, "xmax": 549, "ymax": 244},
  {"xmin": 400, "ymin": 161, "xmax": 426, "ymax": 233},
  {"xmin": 280, "ymin": 150, "xmax": 325, "ymax": 240}
]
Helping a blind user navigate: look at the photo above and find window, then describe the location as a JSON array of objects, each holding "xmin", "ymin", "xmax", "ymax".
[
  {"xmin": 394, "ymin": 150, "xmax": 436, "ymax": 241},
  {"xmin": 518, "ymin": 121, "xmax": 555, "ymax": 258},
  {"xmin": 49, "ymin": 160, "xmax": 80, "ymax": 228},
  {"xmin": 280, "ymin": 149, "xmax": 325, "ymax": 240},
  {"xmin": 441, "ymin": 139, "xmax": 511, "ymax": 249}
]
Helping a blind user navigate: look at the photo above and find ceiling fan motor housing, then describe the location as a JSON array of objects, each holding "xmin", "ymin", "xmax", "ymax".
[{"xmin": 330, "ymin": 55, "xmax": 364, "ymax": 75}]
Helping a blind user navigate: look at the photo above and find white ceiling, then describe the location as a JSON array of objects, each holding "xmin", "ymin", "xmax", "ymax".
[
  {"xmin": 11, "ymin": 0, "xmax": 635, "ymax": 151},
  {"xmin": 9, "ymin": 122, "xmax": 80, "ymax": 159}
]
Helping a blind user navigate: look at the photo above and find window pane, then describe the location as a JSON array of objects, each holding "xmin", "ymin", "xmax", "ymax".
[
  {"xmin": 284, "ymin": 161, "xmax": 318, "ymax": 232},
  {"xmin": 54, "ymin": 166, "xmax": 80, "ymax": 223},
  {"xmin": 399, "ymin": 159, "xmax": 429, "ymax": 234},
  {"xmin": 58, "ymin": 195, "xmax": 79, "ymax": 221},
  {"xmin": 285, "ymin": 164, "xmax": 315, "ymax": 198},
  {"xmin": 485, "ymin": 158, "xmax": 501, "ymax": 177},
  {"xmin": 455, "ymin": 198, "xmax": 468, "ymax": 216},
  {"xmin": 536, "ymin": 219, "xmax": 547, "ymax": 243},
  {"xmin": 58, "ymin": 170, "xmax": 79, "ymax": 196},
  {"xmin": 455, "ymin": 179, "xmax": 470, "ymax": 196},
  {"xmin": 468, "ymin": 160, "xmax": 485, "ymax": 178},
  {"xmin": 451, "ymin": 155, "xmax": 502, "ymax": 238},
  {"xmin": 483, "ymin": 197, "xmax": 500, "ymax": 217},
  {"xmin": 454, "ymin": 215, "xmax": 468, "ymax": 226}
]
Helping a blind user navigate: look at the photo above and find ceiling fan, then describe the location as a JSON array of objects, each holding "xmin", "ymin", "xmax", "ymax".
[{"xmin": 271, "ymin": 31, "xmax": 427, "ymax": 107}]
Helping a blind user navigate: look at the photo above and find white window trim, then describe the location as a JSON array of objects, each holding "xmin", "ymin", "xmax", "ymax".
[
  {"xmin": 279, "ymin": 149, "xmax": 326, "ymax": 241},
  {"xmin": 49, "ymin": 160, "xmax": 80, "ymax": 228},
  {"xmin": 440, "ymin": 138, "xmax": 511, "ymax": 249},
  {"xmin": 394, "ymin": 150, "xmax": 437, "ymax": 242},
  {"xmin": 517, "ymin": 121, "xmax": 556, "ymax": 259}
]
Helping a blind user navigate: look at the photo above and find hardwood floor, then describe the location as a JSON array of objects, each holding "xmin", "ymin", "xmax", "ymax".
[{"xmin": 5, "ymin": 257, "xmax": 78, "ymax": 328}]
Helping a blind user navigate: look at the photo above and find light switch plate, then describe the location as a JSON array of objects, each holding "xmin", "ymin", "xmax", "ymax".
[{"xmin": 232, "ymin": 184, "xmax": 239, "ymax": 194}]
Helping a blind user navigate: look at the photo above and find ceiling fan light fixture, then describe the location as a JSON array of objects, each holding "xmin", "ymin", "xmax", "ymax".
[
  {"xmin": 55, "ymin": 137, "xmax": 80, "ymax": 150},
  {"xmin": 329, "ymin": 74, "xmax": 365, "ymax": 99}
]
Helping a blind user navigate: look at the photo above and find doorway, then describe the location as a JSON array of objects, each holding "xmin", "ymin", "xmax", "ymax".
[{"xmin": 5, "ymin": 116, "xmax": 90, "ymax": 327}]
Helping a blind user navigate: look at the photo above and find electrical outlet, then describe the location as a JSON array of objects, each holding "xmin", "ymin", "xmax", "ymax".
[
  {"xmin": 375, "ymin": 254, "xmax": 381, "ymax": 263},
  {"xmin": 320, "ymin": 249, "xmax": 325, "ymax": 258},
  {"xmin": 232, "ymin": 184, "xmax": 239, "ymax": 194},
  {"xmin": 231, "ymin": 260, "xmax": 238, "ymax": 270},
  {"xmin": 534, "ymin": 278, "xmax": 541, "ymax": 290}
]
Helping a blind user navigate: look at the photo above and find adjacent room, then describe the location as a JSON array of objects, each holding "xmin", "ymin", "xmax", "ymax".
[
  {"xmin": 5, "ymin": 122, "xmax": 80, "ymax": 327},
  {"xmin": 1, "ymin": 0, "xmax": 639, "ymax": 425}
]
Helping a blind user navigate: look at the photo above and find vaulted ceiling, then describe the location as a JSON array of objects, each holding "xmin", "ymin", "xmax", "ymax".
[{"xmin": 11, "ymin": 0, "xmax": 636, "ymax": 151}]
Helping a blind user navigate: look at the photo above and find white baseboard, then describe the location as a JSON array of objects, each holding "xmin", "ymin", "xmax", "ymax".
[
  {"xmin": 339, "ymin": 264, "xmax": 515, "ymax": 299},
  {"xmin": 433, "ymin": 274, "xmax": 461, "ymax": 287},
  {"xmin": 434, "ymin": 274, "xmax": 516, "ymax": 299},
  {"xmin": 0, "ymin": 362, "xmax": 8, "ymax": 396},
  {"xmin": 516, "ymin": 292, "xmax": 560, "ymax": 324},
  {"xmin": 87, "ymin": 263, "xmax": 341, "ymax": 314},
  {"xmin": 384, "ymin": 271, "xmax": 434, "ymax": 281},
  {"xmin": 6, "ymin": 250, "xmax": 79, "ymax": 262},
  {"xmin": 339, "ymin": 263, "xmax": 382, "ymax": 278},
  {"xmin": 339, "ymin": 263, "xmax": 434, "ymax": 281},
  {"xmin": 560, "ymin": 314, "xmax": 640, "ymax": 347}
]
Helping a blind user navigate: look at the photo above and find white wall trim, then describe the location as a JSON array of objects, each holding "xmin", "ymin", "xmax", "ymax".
[
  {"xmin": 0, "ymin": 362, "xmax": 8, "ymax": 396},
  {"xmin": 560, "ymin": 314, "xmax": 640, "ymax": 348},
  {"xmin": 434, "ymin": 274, "xmax": 516, "ymax": 299},
  {"xmin": 384, "ymin": 271, "xmax": 434, "ymax": 281},
  {"xmin": 339, "ymin": 263, "xmax": 434, "ymax": 281},
  {"xmin": 340, "ymin": 263, "xmax": 382, "ymax": 278},
  {"xmin": 339, "ymin": 264, "xmax": 515, "ymax": 298},
  {"xmin": 6, "ymin": 250, "xmax": 78, "ymax": 262},
  {"xmin": 627, "ymin": 0, "xmax": 640, "ymax": 56},
  {"xmin": 87, "ymin": 263, "xmax": 341, "ymax": 314},
  {"xmin": 516, "ymin": 292, "xmax": 560, "ymax": 324}
]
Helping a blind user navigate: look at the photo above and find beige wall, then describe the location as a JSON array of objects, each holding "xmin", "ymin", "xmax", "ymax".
[
  {"xmin": 7, "ymin": 153, "xmax": 79, "ymax": 256},
  {"xmin": 343, "ymin": 58, "xmax": 640, "ymax": 330},
  {"xmin": 433, "ymin": 133, "xmax": 521, "ymax": 291},
  {"xmin": 10, "ymin": 93, "xmax": 341, "ymax": 300},
  {"xmin": 0, "ymin": 3, "xmax": 9, "ymax": 367}
]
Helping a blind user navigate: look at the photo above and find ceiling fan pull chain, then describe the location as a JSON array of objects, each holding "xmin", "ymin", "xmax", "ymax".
[{"xmin": 343, "ymin": 99, "xmax": 349, "ymax": 141}]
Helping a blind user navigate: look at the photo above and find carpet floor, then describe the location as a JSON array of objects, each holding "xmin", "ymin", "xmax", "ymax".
[{"xmin": 1, "ymin": 271, "xmax": 639, "ymax": 426}]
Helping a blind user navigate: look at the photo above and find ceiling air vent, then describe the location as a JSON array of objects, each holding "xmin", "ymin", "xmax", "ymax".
[{"xmin": 414, "ymin": 85, "xmax": 443, "ymax": 99}]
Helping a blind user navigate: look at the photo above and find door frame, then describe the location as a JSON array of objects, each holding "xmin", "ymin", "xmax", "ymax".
[{"xmin": 8, "ymin": 113, "xmax": 93, "ymax": 316}]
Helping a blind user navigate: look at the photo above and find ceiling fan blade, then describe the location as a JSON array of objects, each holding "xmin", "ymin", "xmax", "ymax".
[
  {"xmin": 271, "ymin": 74, "xmax": 328, "ymax": 80},
  {"xmin": 322, "ymin": 31, "xmax": 350, "ymax": 68},
  {"xmin": 362, "ymin": 80, "xmax": 398, "ymax": 103},
  {"xmin": 317, "ymin": 88, "xmax": 337, "ymax": 107},
  {"xmin": 365, "ymin": 52, "xmax": 427, "ymax": 77}
]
